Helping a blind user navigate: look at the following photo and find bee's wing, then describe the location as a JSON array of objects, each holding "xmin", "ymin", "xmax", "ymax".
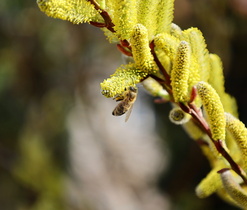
[{"xmin": 125, "ymin": 104, "xmax": 134, "ymax": 122}]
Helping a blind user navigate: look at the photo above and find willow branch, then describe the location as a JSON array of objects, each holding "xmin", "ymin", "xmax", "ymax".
[{"xmin": 183, "ymin": 103, "xmax": 247, "ymax": 184}]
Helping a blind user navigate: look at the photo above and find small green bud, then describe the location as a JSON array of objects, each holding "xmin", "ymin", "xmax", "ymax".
[
  {"xmin": 142, "ymin": 77, "xmax": 169, "ymax": 99},
  {"xmin": 169, "ymin": 107, "xmax": 190, "ymax": 125}
]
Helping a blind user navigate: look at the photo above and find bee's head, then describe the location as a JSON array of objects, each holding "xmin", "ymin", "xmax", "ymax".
[{"xmin": 129, "ymin": 86, "xmax": 137, "ymax": 93}]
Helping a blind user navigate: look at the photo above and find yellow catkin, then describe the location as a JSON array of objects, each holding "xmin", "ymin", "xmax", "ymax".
[
  {"xmin": 37, "ymin": 0, "xmax": 102, "ymax": 24},
  {"xmin": 158, "ymin": 53, "xmax": 172, "ymax": 74},
  {"xmin": 136, "ymin": 0, "xmax": 174, "ymax": 38},
  {"xmin": 171, "ymin": 41, "xmax": 191, "ymax": 103},
  {"xmin": 208, "ymin": 54, "xmax": 225, "ymax": 95},
  {"xmin": 154, "ymin": 33, "xmax": 179, "ymax": 62},
  {"xmin": 153, "ymin": 47, "xmax": 173, "ymax": 74},
  {"xmin": 225, "ymin": 131, "xmax": 242, "ymax": 164},
  {"xmin": 219, "ymin": 169, "xmax": 247, "ymax": 209},
  {"xmin": 221, "ymin": 93, "xmax": 238, "ymax": 118},
  {"xmin": 196, "ymin": 165, "xmax": 225, "ymax": 198},
  {"xmin": 100, "ymin": 63, "xmax": 147, "ymax": 98},
  {"xmin": 225, "ymin": 112, "xmax": 247, "ymax": 171},
  {"xmin": 217, "ymin": 188, "xmax": 240, "ymax": 207},
  {"xmin": 154, "ymin": 0, "xmax": 174, "ymax": 35},
  {"xmin": 98, "ymin": 0, "xmax": 106, "ymax": 9},
  {"xmin": 196, "ymin": 82, "xmax": 226, "ymax": 141},
  {"xmin": 187, "ymin": 56, "xmax": 201, "ymax": 96},
  {"xmin": 136, "ymin": 0, "xmax": 159, "ymax": 39},
  {"xmin": 111, "ymin": 0, "xmax": 137, "ymax": 40},
  {"xmin": 208, "ymin": 54, "xmax": 238, "ymax": 117},
  {"xmin": 182, "ymin": 28, "xmax": 210, "ymax": 82},
  {"xmin": 170, "ymin": 23, "xmax": 182, "ymax": 39},
  {"xmin": 130, "ymin": 24, "xmax": 157, "ymax": 73},
  {"xmin": 142, "ymin": 77, "xmax": 169, "ymax": 99}
]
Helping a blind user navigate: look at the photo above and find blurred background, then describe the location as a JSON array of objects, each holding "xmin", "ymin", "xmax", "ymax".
[{"xmin": 0, "ymin": 0, "xmax": 247, "ymax": 209}]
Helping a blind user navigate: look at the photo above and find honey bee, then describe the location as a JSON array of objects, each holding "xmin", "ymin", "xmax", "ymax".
[{"xmin": 112, "ymin": 86, "xmax": 138, "ymax": 122}]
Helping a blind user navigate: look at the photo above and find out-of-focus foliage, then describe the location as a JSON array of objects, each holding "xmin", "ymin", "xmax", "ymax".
[{"xmin": 0, "ymin": 1, "xmax": 72, "ymax": 209}]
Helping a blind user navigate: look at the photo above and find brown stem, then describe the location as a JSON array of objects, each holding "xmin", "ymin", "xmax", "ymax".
[
  {"xmin": 89, "ymin": 21, "xmax": 106, "ymax": 28},
  {"xmin": 189, "ymin": 86, "xmax": 197, "ymax": 103},
  {"xmin": 214, "ymin": 140, "xmax": 247, "ymax": 183},
  {"xmin": 100, "ymin": 11, "xmax": 115, "ymax": 32},
  {"xmin": 117, "ymin": 44, "xmax": 133, "ymax": 56},
  {"xmin": 150, "ymin": 41, "xmax": 171, "ymax": 88},
  {"xmin": 120, "ymin": 39, "xmax": 130, "ymax": 47},
  {"xmin": 197, "ymin": 138, "xmax": 209, "ymax": 146},
  {"xmin": 88, "ymin": 0, "xmax": 115, "ymax": 32},
  {"xmin": 149, "ymin": 74, "xmax": 166, "ymax": 83}
]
